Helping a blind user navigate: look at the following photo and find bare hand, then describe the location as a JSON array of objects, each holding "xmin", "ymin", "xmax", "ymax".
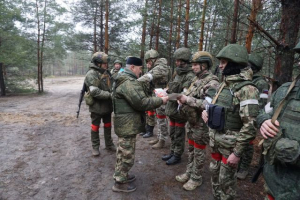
[
  {"xmin": 177, "ymin": 100, "xmax": 182, "ymax": 106},
  {"xmin": 177, "ymin": 95, "xmax": 187, "ymax": 104},
  {"xmin": 227, "ymin": 153, "xmax": 240, "ymax": 168},
  {"xmin": 161, "ymin": 96, "xmax": 169, "ymax": 105},
  {"xmin": 202, "ymin": 110, "xmax": 208, "ymax": 123},
  {"xmin": 260, "ymin": 119, "xmax": 280, "ymax": 139}
]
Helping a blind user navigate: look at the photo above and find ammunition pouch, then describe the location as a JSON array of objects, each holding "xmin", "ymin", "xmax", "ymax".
[
  {"xmin": 84, "ymin": 91, "xmax": 94, "ymax": 106},
  {"xmin": 208, "ymin": 104, "xmax": 225, "ymax": 131},
  {"xmin": 275, "ymin": 138, "xmax": 300, "ymax": 165}
]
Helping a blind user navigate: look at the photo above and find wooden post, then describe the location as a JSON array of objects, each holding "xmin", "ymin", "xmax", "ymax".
[
  {"xmin": 0, "ymin": 63, "xmax": 5, "ymax": 96},
  {"xmin": 199, "ymin": 0, "xmax": 207, "ymax": 51},
  {"xmin": 230, "ymin": 0, "xmax": 239, "ymax": 44}
]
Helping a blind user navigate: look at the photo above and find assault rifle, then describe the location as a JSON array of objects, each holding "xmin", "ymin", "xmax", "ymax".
[{"xmin": 76, "ymin": 82, "xmax": 87, "ymax": 118}]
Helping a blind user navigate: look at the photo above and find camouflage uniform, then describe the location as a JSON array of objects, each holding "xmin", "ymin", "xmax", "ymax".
[
  {"xmin": 256, "ymin": 44, "xmax": 300, "ymax": 200},
  {"xmin": 238, "ymin": 53, "xmax": 270, "ymax": 178},
  {"xmin": 111, "ymin": 60, "xmax": 123, "ymax": 80},
  {"xmin": 84, "ymin": 52, "xmax": 114, "ymax": 154},
  {"xmin": 139, "ymin": 50, "xmax": 171, "ymax": 140},
  {"xmin": 113, "ymin": 68, "xmax": 163, "ymax": 183},
  {"xmin": 165, "ymin": 48, "xmax": 195, "ymax": 163},
  {"xmin": 209, "ymin": 44, "xmax": 259, "ymax": 200}
]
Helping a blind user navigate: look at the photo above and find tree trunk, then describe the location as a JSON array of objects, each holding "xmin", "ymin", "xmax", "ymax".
[
  {"xmin": 176, "ymin": 0, "xmax": 182, "ymax": 49},
  {"xmin": 155, "ymin": 0, "xmax": 162, "ymax": 50},
  {"xmin": 274, "ymin": 0, "xmax": 300, "ymax": 86},
  {"xmin": 225, "ymin": 15, "xmax": 230, "ymax": 46},
  {"xmin": 93, "ymin": 7, "xmax": 97, "ymax": 52},
  {"xmin": 40, "ymin": 0, "xmax": 47, "ymax": 93},
  {"xmin": 208, "ymin": 4, "xmax": 218, "ymax": 52},
  {"xmin": 104, "ymin": 0, "xmax": 109, "ymax": 54},
  {"xmin": 184, "ymin": 0, "xmax": 190, "ymax": 47},
  {"xmin": 149, "ymin": 0, "xmax": 158, "ymax": 49},
  {"xmin": 168, "ymin": 0, "xmax": 174, "ymax": 65},
  {"xmin": 230, "ymin": 0, "xmax": 239, "ymax": 44},
  {"xmin": 100, "ymin": 0, "xmax": 104, "ymax": 51},
  {"xmin": 0, "ymin": 63, "xmax": 5, "ymax": 96},
  {"xmin": 199, "ymin": 0, "xmax": 207, "ymax": 51},
  {"xmin": 245, "ymin": 0, "xmax": 262, "ymax": 53},
  {"xmin": 140, "ymin": 0, "xmax": 148, "ymax": 64},
  {"xmin": 36, "ymin": 0, "xmax": 41, "ymax": 92}
]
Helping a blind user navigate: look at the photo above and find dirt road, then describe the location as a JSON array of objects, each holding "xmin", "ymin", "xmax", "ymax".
[{"xmin": 0, "ymin": 76, "xmax": 264, "ymax": 200}]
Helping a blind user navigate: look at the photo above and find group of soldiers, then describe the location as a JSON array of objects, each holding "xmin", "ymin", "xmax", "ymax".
[{"xmin": 83, "ymin": 41, "xmax": 300, "ymax": 199}]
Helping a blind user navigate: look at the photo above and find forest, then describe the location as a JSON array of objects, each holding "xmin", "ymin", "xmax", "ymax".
[{"xmin": 0, "ymin": 0, "xmax": 300, "ymax": 94}]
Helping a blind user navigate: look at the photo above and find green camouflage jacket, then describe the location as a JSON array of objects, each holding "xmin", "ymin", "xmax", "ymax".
[
  {"xmin": 84, "ymin": 64, "xmax": 112, "ymax": 115},
  {"xmin": 138, "ymin": 58, "xmax": 171, "ymax": 88},
  {"xmin": 110, "ymin": 68, "xmax": 120, "ymax": 80},
  {"xmin": 256, "ymin": 79, "xmax": 300, "ymax": 200},
  {"xmin": 252, "ymin": 74, "xmax": 270, "ymax": 109},
  {"xmin": 165, "ymin": 65, "xmax": 195, "ymax": 119},
  {"xmin": 210, "ymin": 67, "xmax": 259, "ymax": 157},
  {"xmin": 113, "ymin": 69, "xmax": 163, "ymax": 137},
  {"xmin": 181, "ymin": 71, "xmax": 219, "ymax": 127}
]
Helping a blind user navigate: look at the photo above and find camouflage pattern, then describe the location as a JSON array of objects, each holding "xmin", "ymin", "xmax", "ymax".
[
  {"xmin": 166, "ymin": 64, "xmax": 195, "ymax": 157},
  {"xmin": 146, "ymin": 111, "xmax": 156, "ymax": 126},
  {"xmin": 180, "ymin": 71, "xmax": 219, "ymax": 183},
  {"xmin": 209, "ymin": 67, "xmax": 259, "ymax": 200},
  {"xmin": 84, "ymin": 63, "xmax": 112, "ymax": 115},
  {"xmin": 144, "ymin": 49, "xmax": 159, "ymax": 61},
  {"xmin": 156, "ymin": 105, "xmax": 168, "ymax": 141},
  {"xmin": 190, "ymin": 51, "xmax": 213, "ymax": 69},
  {"xmin": 216, "ymin": 44, "xmax": 249, "ymax": 66},
  {"xmin": 174, "ymin": 47, "xmax": 192, "ymax": 62},
  {"xmin": 113, "ymin": 136, "xmax": 136, "ymax": 183},
  {"xmin": 91, "ymin": 52, "xmax": 109, "ymax": 64},
  {"xmin": 257, "ymin": 79, "xmax": 300, "ymax": 200},
  {"xmin": 90, "ymin": 113, "xmax": 113, "ymax": 149}
]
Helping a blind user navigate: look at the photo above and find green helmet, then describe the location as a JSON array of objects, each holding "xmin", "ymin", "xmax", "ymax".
[
  {"xmin": 91, "ymin": 52, "xmax": 109, "ymax": 64},
  {"xmin": 145, "ymin": 49, "xmax": 159, "ymax": 61},
  {"xmin": 114, "ymin": 59, "xmax": 122, "ymax": 65},
  {"xmin": 294, "ymin": 41, "xmax": 300, "ymax": 53},
  {"xmin": 249, "ymin": 53, "xmax": 263, "ymax": 70},
  {"xmin": 190, "ymin": 51, "xmax": 213, "ymax": 69},
  {"xmin": 174, "ymin": 47, "xmax": 191, "ymax": 62},
  {"xmin": 216, "ymin": 44, "xmax": 248, "ymax": 66}
]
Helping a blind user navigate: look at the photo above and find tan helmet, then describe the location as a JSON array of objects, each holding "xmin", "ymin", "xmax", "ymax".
[
  {"xmin": 190, "ymin": 51, "xmax": 213, "ymax": 69},
  {"xmin": 91, "ymin": 52, "xmax": 109, "ymax": 64}
]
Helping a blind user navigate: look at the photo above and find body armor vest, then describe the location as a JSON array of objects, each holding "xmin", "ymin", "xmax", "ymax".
[{"xmin": 214, "ymin": 81, "xmax": 255, "ymax": 131}]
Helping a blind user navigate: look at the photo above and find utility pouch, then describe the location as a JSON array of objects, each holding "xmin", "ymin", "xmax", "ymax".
[
  {"xmin": 214, "ymin": 134, "xmax": 236, "ymax": 148},
  {"xmin": 208, "ymin": 104, "xmax": 225, "ymax": 131},
  {"xmin": 84, "ymin": 91, "xmax": 94, "ymax": 106}
]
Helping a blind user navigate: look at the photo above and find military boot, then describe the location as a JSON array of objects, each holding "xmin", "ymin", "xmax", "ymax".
[
  {"xmin": 143, "ymin": 125, "xmax": 154, "ymax": 138},
  {"xmin": 183, "ymin": 179, "xmax": 202, "ymax": 191},
  {"xmin": 175, "ymin": 173, "xmax": 190, "ymax": 183},
  {"xmin": 104, "ymin": 127, "xmax": 116, "ymax": 152},
  {"xmin": 91, "ymin": 130, "xmax": 100, "ymax": 156},
  {"xmin": 152, "ymin": 139, "xmax": 165, "ymax": 149},
  {"xmin": 149, "ymin": 138, "xmax": 159, "ymax": 145},
  {"xmin": 139, "ymin": 125, "xmax": 148, "ymax": 136},
  {"xmin": 123, "ymin": 174, "xmax": 136, "ymax": 183},
  {"xmin": 236, "ymin": 169, "xmax": 249, "ymax": 180},
  {"xmin": 166, "ymin": 155, "xmax": 181, "ymax": 165},
  {"xmin": 162, "ymin": 152, "xmax": 173, "ymax": 161},
  {"xmin": 112, "ymin": 181, "xmax": 136, "ymax": 193}
]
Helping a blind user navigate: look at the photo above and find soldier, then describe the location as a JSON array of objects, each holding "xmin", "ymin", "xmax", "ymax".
[
  {"xmin": 163, "ymin": 47, "xmax": 195, "ymax": 165},
  {"xmin": 112, "ymin": 57, "xmax": 168, "ymax": 192},
  {"xmin": 111, "ymin": 59, "xmax": 123, "ymax": 80},
  {"xmin": 138, "ymin": 49, "xmax": 171, "ymax": 148},
  {"xmin": 237, "ymin": 53, "xmax": 270, "ymax": 179},
  {"xmin": 256, "ymin": 42, "xmax": 300, "ymax": 200},
  {"xmin": 175, "ymin": 51, "xmax": 219, "ymax": 190},
  {"xmin": 84, "ymin": 52, "xmax": 115, "ymax": 156},
  {"xmin": 202, "ymin": 44, "xmax": 259, "ymax": 199}
]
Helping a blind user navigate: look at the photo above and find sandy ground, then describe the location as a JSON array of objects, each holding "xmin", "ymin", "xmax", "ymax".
[{"xmin": 0, "ymin": 76, "xmax": 265, "ymax": 200}]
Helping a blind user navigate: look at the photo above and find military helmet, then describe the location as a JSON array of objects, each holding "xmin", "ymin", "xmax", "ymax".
[
  {"xmin": 174, "ymin": 47, "xmax": 191, "ymax": 62},
  {"xmin": 249, "ymin": 53, "xmax": 263, "ymax": 70},
  {"xmin": 190, "ymin": 51, "xmax": 213, "ymax": 69},
  {"xmin": 294, "ymin": 41, "xmax": 300, "ymax": 53},
  {"xmin": 145, "ymin": 49, "xmax": 159, "ymax": 61},
  {"xmin": 216, "ymin": 44, "xmax": 248, "ymax": 66},
  {"xmin": 114, "ymin": 59, "xmax": 122, "ymax": 65},
  {"xmin": 91, "ymin": 52, "xmax": 109, "ymax": 64}
]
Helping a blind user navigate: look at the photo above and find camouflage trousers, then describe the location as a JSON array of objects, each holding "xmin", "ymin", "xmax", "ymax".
[
  {"xmin": 113, "ymin": 135, "xmax": 136, "ymax": 183},
  {"xmin": 210, "ymin": 148, "xmax": 237, "ymax": 200},
  {"xmin": 146, "ymin": 110, "xmax": 156, "ymax": 127},
  {"xmin": 156, "ymin": 105, "xmax": 168, "ymax": 141},
  {"xmin": 185, "ymin": 124, "xmax": 209, "ymax": 182},
  {"xmin": 169, "ymin": 117, "xmax": 186, "ymax": 157},
  {"xmin": 238, "ymin": 142, "xmax": 254, "ymax": 171},
  {"xmin": 90, "ymin": 112, "xmax": 113, "ymax": 149}
]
